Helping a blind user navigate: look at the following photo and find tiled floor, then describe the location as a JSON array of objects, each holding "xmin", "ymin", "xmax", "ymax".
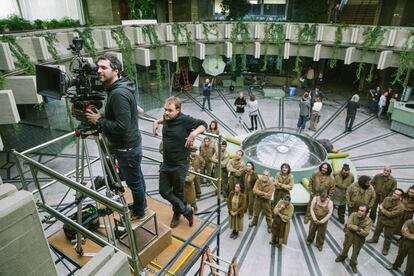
[{"xmin": 1, "ymin": 84, "xmax": 413, "ymax": 275}]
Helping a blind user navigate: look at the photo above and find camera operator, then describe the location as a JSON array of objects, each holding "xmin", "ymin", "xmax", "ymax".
[{"xmin": 85, "ymin": 53, "xmax": 147, "ymax": 221}]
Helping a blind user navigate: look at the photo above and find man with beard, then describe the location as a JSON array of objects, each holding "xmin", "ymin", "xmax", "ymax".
[
  {"xmin": 189, "ymin": 146, "xmax": 205, "ymax": 199},
  {"xmin": 249, "ymin": 170, "xmax": 274, "ymax": 233},
  {"xmin": 335, "ymin": 205, "xmax": 372, "ymax": 273},
  {"xmin": 227, "ymin": 150, "xmax": 245, "ymax": 193},
  {"xmin": 367, "ymin": 188, "xmax": 404, "ymax": 255},
  {"xmin": 395, "ymin": 186, "xmax": 414, "ymax": 236},
  {"xmin": 333, "ymin": 164, "xmax": 355, "ymax": 224},
  {"xmin": 153, "ymin": 96, "xmax": 207, "ymax": 228},
  {"xmin": 85, "ymin": 54, "xmax": 147, "ymax": 221},
  {"xmin": 387, "ymin": 219, "xmax": 414, "ymax": 275},
  {"xmin": 211, "ymin": 141, "xmax": 230, "ymax": 198},
  {"xmin": 273, "ymin": 163, "xmax": 294, "ymax": 205},
  {"xmin": 369, "ymin": 166, "xmax": 397, "ymax": 223},
  {"xmin": 346, "ymin": 175, "xmax": 376, "ymax": 215},
  {"xmin": 199, "ymin": 137, "xmax": 215, "ymax": 179},
  {"xmin": 306, "ymin": 190, "xmax": 333, "ymax": 251},
  {"xmin": 304, "ymin": 162, "xmax": 335, "ymax": 224}
]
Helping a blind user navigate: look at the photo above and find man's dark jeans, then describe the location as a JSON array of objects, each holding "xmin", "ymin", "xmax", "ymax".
[
  {"xmin": 159, "ymin": 163, "xmax": 189, "ymax": 214},
  {"xmin": 297, "ymin": 115, "xmax": 308, "ymax": 130},
  {"xmin": 202, "ymin": 95, "xmax": 211, "ymax": 110},
  {"xmin": 114, "ymin": 145, "xmax": 147, "ymax": 217}
]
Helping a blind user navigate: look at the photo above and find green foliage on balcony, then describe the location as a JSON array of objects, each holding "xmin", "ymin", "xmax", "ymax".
[
  {"xmin": 392, "ymin": 31, "xmax": 414, "ymax": 87},
  {"xmin": 142, "ymin": 25, "xmax": 162, "ymax": 89},
  {"xmin": 111, "ymin": 27, "xmax": 136, "ymax": 84},
  {"xmin": 230, "ymin": 21, "xmax": 250, "ymax": 71},
  {"xmin": 74, "ymin": 27, "xmax": 97, "ymax": 58},
  {"xmin": 294, "ymin": 24, "xmax": 317, "ymax": 76},
  {"xmin": 172, "ymin": 23, "xmax": 194, "ymax": 73},
  {"xmin": 36, "ymin": 32, "xmax": 60, "ymax": 62},
  {"xmin": 329, "ymin": 24, "xmax": 347, "ymax": 69},
  {"xmin": 261, "ymin": 23, "xmax": 285, "ymax": 72},
  {"xmin": 0, "ymin": 15, "xmax": 79, "ymax": 33}
]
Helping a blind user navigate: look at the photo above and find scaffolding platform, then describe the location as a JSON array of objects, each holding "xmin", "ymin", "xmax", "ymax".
[{"xmin": 48, "ymin": 196, "xmax": 218, "ymax": 275}]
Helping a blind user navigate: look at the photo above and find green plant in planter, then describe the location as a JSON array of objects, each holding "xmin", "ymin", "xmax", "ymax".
[
  {"xmin": 230, "ymin": 21, "xmax": 250, "ymax": 71},
  {"xmin": 294, "ymin": 24, "xmax": 317, "ymax": 75},
  {"xmin": 0, "ymin": 15, "xmax": 32, "ymax": 32},
  {"xmin": 329, "ymin": 24, "xmax": 346, "ymax": 69},
  {"xmin": 0, "ymin": 35, "xmax": 35, "ymax": 74},
  {"xmin": 33, "ymin": 102, "xmax": 45, "ymax": 111},
  {"xmin": 172, "ymin": 23, "xmax": 195, "ymax": 73},
  {"xmin": 355, "ymin": 26, "xmax": 385, "ymax": 82},
  {"xmin": 261, "ymin": 23, "xmax": 284, "ymax": 71},
  {"xmin": 111, "ymin": 27, "xmax": 136, "ymax": 83},
  {"xmin": 392, "ymin": 31, "xmax": 414, "ymax": 87},
  {"xmin": 0, "ymin": 73, "xmax": 4, "ymax": 89},
  {"xmin": 142, "ymin": 25, "xmax": 162, "ymax": 89},
  {"xmin": 202, "ymin": 23, "xmax": 221, "ymax": 56},
  {"xmin": 36, "ymin": 32, "xmax": 61, "ymax": 62},
  {"xmin": 75, "ymin": 27, "xmax": 97, "ymax": 58}
]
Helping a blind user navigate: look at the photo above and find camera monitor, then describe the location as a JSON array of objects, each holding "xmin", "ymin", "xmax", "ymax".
[{"xmin": 36, "ymin": 64, "xmax": 67, "ymax": 100}]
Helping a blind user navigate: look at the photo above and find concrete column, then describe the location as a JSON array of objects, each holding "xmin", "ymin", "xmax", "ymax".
[
  {"xmin": 165, "ymin": 45, "xmax": 178, "ymax": 62},
  {"xmin": 135, "ymin": 48, "xmax": 151, "ymax": 67},
  {"xmin": 195, "ymin": 42, "xmax": 205, "ymax": 60},
  {"xmin": 0, "ymin": 136, "xmax": 3, "ymax": 152}
]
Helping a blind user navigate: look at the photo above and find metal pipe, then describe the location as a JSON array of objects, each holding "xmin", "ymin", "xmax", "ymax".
[
  {"xmin": 13, "ymin": 150, "xmax": 124, "ymax": 213},
  {"xmin": 32, "ymin": 157, "xmax": 100, "ymax": 195},
  {"xmin": 188, "ymin": 170, "xmax": 217, "ymax": 182},
  {"xmin": 142, "ymin": 154, "xmax": 162, "ymax": 163},
  {"xmin": 22, "ymin": 131, "xmax": 75, "ymax": 155},
  {"xmin": 13, "ymin": 152, "xmax": 28, "ymax": 190},
  {"xmin": 38, "ymin": 202, "xmax": 130, "ymax": 258}
]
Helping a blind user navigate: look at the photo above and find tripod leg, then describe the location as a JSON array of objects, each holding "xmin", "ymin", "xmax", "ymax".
[{"xmin": 75, "ymin": 136, "xmax": 85, "ymax": 256}]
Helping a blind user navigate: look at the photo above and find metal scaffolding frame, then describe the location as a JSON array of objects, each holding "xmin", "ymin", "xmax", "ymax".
[{"xmin": 12, "ymin": 115, "xmax": 224, "ymax": 275}]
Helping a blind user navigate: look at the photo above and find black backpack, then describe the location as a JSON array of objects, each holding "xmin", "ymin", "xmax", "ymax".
[{"xmin": 63, "ymin": 204, "xmax": 100, "ymax": 240}]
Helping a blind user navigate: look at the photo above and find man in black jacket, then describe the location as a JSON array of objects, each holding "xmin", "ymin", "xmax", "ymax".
[
  {"xmin": 234, "ymin": 91, "xmax": 246, "ymax": 128},
  {"xmin": 202, "ymin": 78, "xmax": 212, "ymax": 111},
  {"xmin": 153, "ymin": 96, "xmax": 207, "ymax": 228},
  {"xmin": 345, "ymin": 94, "xmax": 360, "ymax": 132},
  {"xmin": 85, "ymin": 53, "xmax": 147, "ymax": 220}
]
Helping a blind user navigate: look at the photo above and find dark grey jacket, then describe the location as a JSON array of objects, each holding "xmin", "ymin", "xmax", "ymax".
[{"xmin": 299, "ymin": 98, "xmax": 310, "ymax": 116}]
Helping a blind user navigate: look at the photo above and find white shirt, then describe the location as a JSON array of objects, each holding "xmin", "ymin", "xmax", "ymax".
[
  {"xmin": 378, "ymin": 95, "xmax": 387, "ymax": 107},
  {"xmin": 247, "ymin": 100, "xmax": 258, "ymax": 116},
  {"xmin": 312, "ymin": 102, "xmax": 323, "ymax": 112}
]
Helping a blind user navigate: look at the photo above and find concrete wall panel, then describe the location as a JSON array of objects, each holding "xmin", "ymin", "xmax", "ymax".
[
  {"xmin": 0, "ymin": 42, "xmax": 15, "ymax": 71},
  {"xmin": 0, "ymin": 90, "xmax": 20, "ymax": 124},
  {"xmin": 4, "ymin": 76, "xmax": 43, "ymax": 104}
]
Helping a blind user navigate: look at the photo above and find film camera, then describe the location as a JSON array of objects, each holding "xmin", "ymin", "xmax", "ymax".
[{"xmin": 36, "ymin": 37, "xmax": 104, "ymax": 126}]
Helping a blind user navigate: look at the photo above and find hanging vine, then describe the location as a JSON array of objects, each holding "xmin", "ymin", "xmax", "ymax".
[
  {"xmin": 0, "ymin": 35, "xmax": 35, "ymax": 74},
  {"xmin": 111, "ymin": 27, "xmax": 136, "ymax": 83},
  {"xmin": 142, "ymin": 25, "xmax": 162, "ymax": 89},
  {"xmin": 202, "ymin": 22, "xmax": 221, "ymax": 57},
  {"xmin": 261, "ymin": 23, "xmax": 284, "ymax": 71},
  {"xmin": 230, "ymin": 21, "xmax": 250, "ymax": 71},
  {"xmin": 37, "ymin": 32, "xmax": 61, "ymax": 62},
  {"xmin": 294, "ymin": 24, "xmax": 317, "ymax": 75},
  {"xmin": 172, "ymin": 23, "xmax": 194, "ymax": 73},
  {"xmin": 74, "ymin": 27, "xmax": 97, "ymax": 58},
  {"xmin": 329, "ymin": 24, "xmax": 346, "ymax": 69},
  {"xmin": 355, "ymin": 26, "xmax": 385, "ymax": 82},
  {"xmin": 392, "ymin": 31, "xmax": 414, "ymax": 87},
  {"xmin": 0, "ymin": 73, "xmax": 4, "ymax": 89}
]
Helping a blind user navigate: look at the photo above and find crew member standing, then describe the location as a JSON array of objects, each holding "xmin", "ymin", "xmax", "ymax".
[
  {"xmin": 273, "ymin": 163, "xmax": 294, "ymax": 205},
  {"xmin": 234, "ymin": 92, "xmax": 247, "ymax": 128},
  {"xmin": 333, "ymin": 164, "xmax": 354, "ymax": 224},
  {"xmin": 85, "ymin": 53, "xmax": 147, "ymax": 221},
  {"xmin": 306, "ymin": 191, "xmax": 333, "ymax": 251},
  {"xmin": 270, "ymin": 194, "xmax": 294, "ymax": 247},
  {"xmin": 346, "ymin": 175, "xmax": 376, "ymax": 215},
  {"xmin": 249, "ymin": 170, "xmax": 274, "ymax": 233},
  {"xmin": 369, "ymin": 166, "xmax": 397, "ymax": 223},
  {"xmin": 189, "ymin": 146, "xmax": 205, "ymax": 199},
  {"xmin": 202, "ymin": 78, "xmax": 212, "ymax": 111},
  {"xmin": 335, "ymin": 205, "xmax": 372, "ymax": 273},
  {"xmin": 227, "ymin": 150, "xmax": 245, "ymax": 193},
  {"xmin": 153, "ymin": 96, "xmax": 207, "ymax": 228},
  {"xmin": 388, "ymin": 219, "xmax": 414, "ymax": 275}
]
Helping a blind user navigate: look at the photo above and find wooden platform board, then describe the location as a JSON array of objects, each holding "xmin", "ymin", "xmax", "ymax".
[{"xmin": 47, "ymin": 195, "xmax": 218, "ymax": 275}]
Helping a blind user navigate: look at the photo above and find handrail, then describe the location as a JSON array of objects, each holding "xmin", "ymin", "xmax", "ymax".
[
  {"xmin": 13, "ymin": 149, "xmax": 124, "ymax": 213},
  {"xmin": 21, "ymin": 131, "xmax": 75, "ymax": 154}
]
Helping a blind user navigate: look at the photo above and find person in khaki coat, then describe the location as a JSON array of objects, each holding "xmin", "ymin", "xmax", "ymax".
[
  {"xmin": 273, "ymin": 163, "xmax": 294, "ymax": 206},
  {"xmin": 306, "ymin": 190, "xmax": 333, "ymax": 251},
  {"xmin": 367, "ymin": 188, "xmax": 404, "ymax": 255},
  {"xmin": 228, "ymin": 183, "xmax": 246, "ymax": 239},
  {"xmin": 304, "ymin": 162, "xmax": 335, "ymax": 224},
  {"xmin": 395, "ymin": 185, "xmax": 414, "ymax": 236},
  {"xmin": 388, "ymin": 219, "xmax": 414, "ymax": 276},
  {"xmin": 184, "ymin": 165, "xmax": 197, "ymax": 212},
  {"xmin": 211, "ymin": 141, "xmax": 230, "ymax": 198},
  {"xmin": 227, "ymin": 150, "xmax": 245, "ymax": 193},
  {"xmin": 333, "ymin": 164, "xmax": 355, "ymax": 224},
  {"xmin": 346, "ymin": 175, "xmax": 376, "ymax": 215},
  {"xmin": 199, "ymin": 137, "xmax": 215, "ymax": 178},
  {"xmin": 190, "ymin": 146, "xmax": 205, "ymax": 199},
  {"xmin": 249, "ymin": 170, "xmax": 274, "ymax": 233},
  {"xmin": 270, "ymin": 194, "xmax": 294, "ymax": 247},
  {"xmin": 369, "ymin": 166, "xmax": 397, "ymax": 222},
  {"xmin": 335, "ymin": 205, "xmax": 372, "ymax": 274},
  {"xmin": 240, "ymin": 161, "xmax": 258, "ymax": 219}
]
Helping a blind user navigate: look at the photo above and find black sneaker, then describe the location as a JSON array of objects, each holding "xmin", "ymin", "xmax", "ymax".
[
  {"xmin": 170, "ymin": 212, "xmax": 180, "ymax": 228},
  {"xmin": 183, "ymin": 206, "xmax": 194, "ymax": 227}
]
